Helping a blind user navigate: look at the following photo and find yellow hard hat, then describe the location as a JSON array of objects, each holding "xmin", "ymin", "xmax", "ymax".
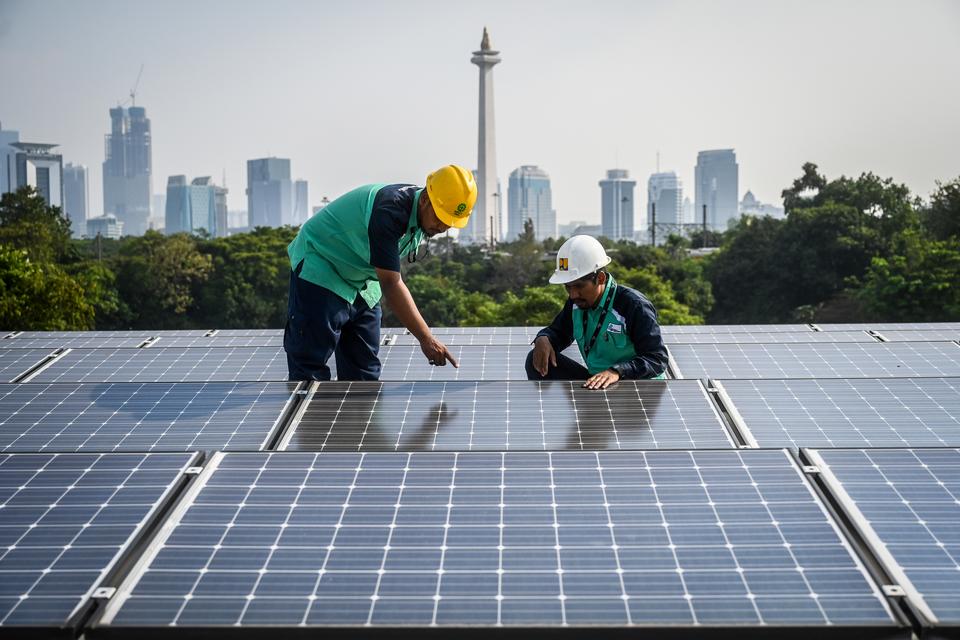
[{"xmin": 425, "ymin": 164, "xmax": 477, "ymax": 229}]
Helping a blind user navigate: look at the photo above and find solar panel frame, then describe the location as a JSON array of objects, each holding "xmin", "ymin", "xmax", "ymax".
[
  {"xmin": 670, "ymin": 342, "xmax": 960, "ymax": 380},
  {"xmin": 0, "ymin": 349, "xmax": 59, "ymax": 383},
  {"xmin": 387, "ymin": 330, "xmax": 542, "ymax": 346},
  {"xmin": 10, "ymin": 331, "xmax": 210, "ymax": 339},
  {"xmin": 874, "ymin": 330, "xmax": 960, "ymax": 343},
  {"xmin": 714, "ymin": 378, "xmax": 960, "ymax": 450},
  {"xmin": 660, "ymin": 324, "xmax": 815, "ymax": 334},
  {"xmin": 816, "ymin": 323, "xmax": 960, "ymax": 332},
  {"xmin": 210, "ymin": 329, "xmax": 285, "ymax": 337},
  {"xmin": 22, "ymin": 347, "xmax": 291, "ymax": 384},
  {"xmin": 662, "ymin": 331, "xmax": 877, "ymax": 344},
  {"xmin": 414, "ymin": 326, "xmax": 542, "ymax": 336},
  {"xmin": 0, "ymin": 336, "xmax": 150, "ymax": 350},
  {"xmin": 93, "ymin": 449, "xmax": 904, "ymax": 636},
  {"xmin": 0, "ymin": 382, "xmax": 303, "ymax": 453},
  {"xmin": 278, "ymin": 380, "xmax": 735, "ymax": 451},
  {"xmin": 147, "ymin": 335, "xmax": 283, "ymax": 348},
  {"xmin": 805, "ymin": 447, "xmax": 960, "ymax": 632},
  {"xmin": 0, "ymin": 451, "xmax": 200, "ymax": 634}
]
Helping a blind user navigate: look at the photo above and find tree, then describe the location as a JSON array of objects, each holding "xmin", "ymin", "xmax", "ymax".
[
  {"xmin": 0, "ymin": 186, "xmax": 72, "ymax": 263},
  {"xmin": 497, "ymin": 285, "xmax": 567, "ymax": 325},
  {"xmin": 923, "ymin": 177, "xmax": 960, "ymax": 241},
  {"xmin": 0, "ymin": 245, "xmax": 94, "ymax": 330},
  {"xmin": 612, "ymin": 266, "xmax": 703, "ymax": 325}
]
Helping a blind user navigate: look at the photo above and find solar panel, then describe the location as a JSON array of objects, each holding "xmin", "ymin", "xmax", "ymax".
[
  {"xmin": 816, "ymin": 323, "xmax": 960, "ymax": 332},
  {"xmin": 0, "ymin": 382, "xmax": 301, "ymax": 452},
  {"xmin": 149, "ymin": 335, "xmax": 283, "ymax": 348},
  {"xmin": 0, "ymin": 452, "xmax": 197, "ymax": 631},
  {"xmin": 0, "ymin": 336, "xmax": 149, "ymax": 350},
  {"xmin": 715, "ymin": 378, "xmax": 960, "ymax": 448},
  {"xmin": 377, "ymin": 345, "xmax": 582, "ymax": 381},
  {"xmin": 670, "ymin": 342, "xmax": 960, "ymax": 380},
  {"xmin": 807, "ymin": 447, "xmax": 960, "ymax": 630},
  {"xmin": 0, "ymin": 349, "xmax": 56, "ymax": 383},
  {"xmin": 876, "ymin": 330, "xmax": 960, "ymax": 343},
  {"xmin": 663, "ymin": 331, "xmax": 876, "ymax": 344},
  {"xmin": 24, "ymin": 347, "xmax": 290, "ymax": 384},
  {"xmin": 661, "ymin": 324, "xmax": 814, "ymax": 334},
  {"xmin": 210, "ymin": 329, "xmax": 284, "ymax": 337},
  {"xmin": 280, "ymin": 380, "xmax": 733, "ymax": 451},
  {"xmin": 419, "ymin": 326, "xmax": 542, "ymax": 336},
  {"xmin": 95, "ymin": 449, "xmax": 898, "ymax": 631},
  {"xmin": 389, "ymin": 330, "xmax": 540, "ymax": 346},
  {"xmin": 11, "ymin": 330, "xmax": 209, "ymax": 339}
]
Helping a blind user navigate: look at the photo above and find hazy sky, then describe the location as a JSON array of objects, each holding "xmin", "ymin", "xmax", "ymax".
[{"xmin": 1, "ymin": 0, "xmax": 958, "ymax": 223}]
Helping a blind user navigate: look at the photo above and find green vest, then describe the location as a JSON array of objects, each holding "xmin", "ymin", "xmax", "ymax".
[
  {"xmin": 287, "ymin": 184, "xmax": 424, "ymax": 308},
  {"xmin": 572, "ymin": 276, "xmax": 664, "ymax": 378}
]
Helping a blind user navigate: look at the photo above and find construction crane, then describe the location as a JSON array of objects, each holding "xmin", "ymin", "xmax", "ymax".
[{"xmin": 129, "ymin": 64, "xmax": 144, "ymax": 106}]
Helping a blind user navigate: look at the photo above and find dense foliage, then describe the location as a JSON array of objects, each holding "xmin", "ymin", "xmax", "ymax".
[{"xmin": 1, "ymin": 163, "xmax": 958, "ymax": 331}]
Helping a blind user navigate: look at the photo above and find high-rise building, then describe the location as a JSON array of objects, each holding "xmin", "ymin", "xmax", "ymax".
[
  {"xmin": 682, "ymin": 196, "xmax": 693, "ymax": 225},
  {"xmin": 165, "ymin": 176, "xmax": 227, "ymax": 236},
  {"xmin": 86, "ymin": 214, "xmax": 123, "ymax": 239},
  {"xmin": 294, "ymin": 179, "xmax": 309, "ymax": 225},
  {"xmin": 599, "ymin": 169, "xmax": 635, "ymax": 240},
  {"xmin": 647, "ymin": 172, "xmax": 683, "ymax": 229},
  {"xmin": 9, "ymin": 142, "xmax": 63, "ymax": 208},
  {"xmin": 740, "ymin": 190, "xmax": 785, "ymax": 219},
  {"xmin": 151, "ymin": 193, "xmax": 167, "ymax": 231},
  {"xmin": 103, "ymin": 106, "xmax": 153, "ymax": 236},
  {"xmin": 63, "ymin": 163, "xmax": 88, "ymax": 237},
  {"xmin": 246, "ymin": 157, "xmax": 294, "ymax": 228},
  {"xmin": 694, "ymin": 149, "xmax": 738, "ymax": 230},
  {"xmin": 506, "ymin": 165, "xmax": 555, "ymax": 241},
  {"xmin": 465, "ymin": 27, "xmax": 501, "ymax": 245},
  {"xmin": 0, "ymin": 123, "xmax": 21, "ymax": 197}
]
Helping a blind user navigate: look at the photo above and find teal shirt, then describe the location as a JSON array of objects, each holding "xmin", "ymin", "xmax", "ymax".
[{"xmin": 287, "ymin": 184, "xmax": 424, "ymax": 308}]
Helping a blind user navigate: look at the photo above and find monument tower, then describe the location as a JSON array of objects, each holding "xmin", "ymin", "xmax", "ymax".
[{"xmin": 469, "ymin": 27, "xmax": 501, "ymax": 245}]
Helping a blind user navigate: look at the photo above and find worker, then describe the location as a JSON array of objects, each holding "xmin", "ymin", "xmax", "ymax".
[
  {"xmin": 526, "ymin": 235, "xmax": 669, "ymax": 389},
  {"xmin": 284, "ymin": 164, "xmax": 477, "ymax": 381}
]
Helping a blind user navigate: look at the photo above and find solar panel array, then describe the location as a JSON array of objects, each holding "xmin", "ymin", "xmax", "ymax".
[
  {"xmin": 4, "ymin": 323, "xmax": 960, "ymax": 636},
  {"xmin": 96, "ymin": 450, "xmax": 896, "ymax": 630},
  {"xmin": 281, "ymin": 380, "xmax": 733, "ymax": 451}
]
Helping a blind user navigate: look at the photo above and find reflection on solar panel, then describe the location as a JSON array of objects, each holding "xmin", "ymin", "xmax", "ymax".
[
  {"xmin": 670, "ymin": 342, "xmax": 960, "ymax": 380},
  {"xmin": 716, "ymin": 378, "xmax": 960, "ymax": 448},
  {"xmin": 0, "ymin": 349, "xmax": 55, "ymax": 383},
  {"xmin": 817, "ymin": 323, "xmax": 960, "ymax": 332},
  {"xmin": 390, "ymin": 331, "xmax": 540, "ymax": 346},
  {"xmin": 378, "ymin": 345, "xmax": 581, "ymax": 381},
  {"xmin": 97, "ymin": 449, "xmax": 897, "ymax": 630},
  {"xmin": 663, "ymin": 331, "xmax": 875, "ymax": 344},
  {"xmin": 876, "ymin": 330, "xmax": 960, "ymax": 343},
  {"xmin": 11, "ymin": 331, "xmax": 209, "ymax": 339},
  {"xmin": 0, "ymin": 452, "xmax": 196, "ymax": 630},
  {"xmin": 281, "ymin": 380, "xmax": 732, "ymax": 451},
  {"xmin": 0, "ymin": 382, "xmax": 300, "ymax": 452},
  {"xmin": 26, "ymin": 347, "xmax": 289, "ymax": 384},
  {"xmin": 661, "ymin": 324, "xmax": 814, "ymax": 334},
  {"xmin": 808, "ymin": 448, "xmax": 960, "ymax": 629},
  {"xmin": 149, "ymin": 335, "xmax": 283, "ymax": 348},
  {"xmin": 0, "ymin": 336, "xmax": 148, "ymax": 350}
]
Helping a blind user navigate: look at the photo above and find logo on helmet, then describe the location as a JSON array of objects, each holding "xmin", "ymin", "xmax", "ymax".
[
  {"xmin": 558, "ymin": 257, "xmax": 569, "ymax": 271},
  {"xmin": 455, "ymin": 203, "xmax": 467, "ymax": 215}
]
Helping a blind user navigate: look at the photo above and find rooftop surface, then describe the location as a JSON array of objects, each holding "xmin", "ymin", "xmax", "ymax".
[{"xmin": 0, "ymin": 323, "xmax": 958, "ymax": 637}]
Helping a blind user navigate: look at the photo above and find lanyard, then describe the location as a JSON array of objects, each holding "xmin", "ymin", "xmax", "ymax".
[{"xmin": 581, "ymin": 280, "xmax": 616, "ymax": 359}]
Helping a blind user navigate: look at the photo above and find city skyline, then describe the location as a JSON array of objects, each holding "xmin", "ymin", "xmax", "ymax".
[{"xmin": 1, "ymin": 0, "xmax": 958, "ymax": 226}]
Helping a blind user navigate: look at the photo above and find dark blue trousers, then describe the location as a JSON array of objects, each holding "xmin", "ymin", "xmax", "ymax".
[
  {"xmin": 284, "ymin": 269, "xmax": 382, "ymax": 381},
  {"xmin": 524, "ymin": 349, "xmax": 590, "ymax": 380}
]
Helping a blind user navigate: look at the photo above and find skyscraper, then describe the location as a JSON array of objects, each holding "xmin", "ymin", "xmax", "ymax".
[
  {"xmin": 599, "ymin": 169, "xmax": 636, "ymax": 240},
  {"xmin": 10, "ymin": 142, "xmax": 63, "ymax": 208},
  {"xmin": 294, "ymin": 179, "xmax": 309, "ymax": 225},
  {"xmin": 465, "ymin": 27, "xmax": 501, "ymax": 245},
  {"xmin": 0, "ymin": 123, "xmax": 20, "ymax": 197},
  {"xmin": 165, "ymin": 176, "xmax": 226, "ymax": 236},
  {"xmin": 246, "ymin": 157, "xmax": 294, "ymax": 228},
  {"xmin": 647, "ymin": 171, "xmax": 683, "ymax": 229},
  {"xmin": 103, "ymin": 106, "xmax": 153, "ymax": 236},
  {"xmin": 63, "ymin": 163, "xmax": 88, "ymax": 237},
  {"xmin": 694, "ymin": 149, "xmax": 739, "ymax": 230},
  {"xmin": 507, "ymin": 165, "xmax": 555, "ymax": 241}
]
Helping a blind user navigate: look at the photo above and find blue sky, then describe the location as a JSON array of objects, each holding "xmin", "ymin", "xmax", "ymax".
[{"xmin": 1, "ymin": 0, "xmax": 958, "ymax": 222}]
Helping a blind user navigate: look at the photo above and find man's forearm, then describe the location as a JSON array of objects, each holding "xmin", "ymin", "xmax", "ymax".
[{"xmin": 382, "ymin": 280, "xmax": 431, "ymax": 341}]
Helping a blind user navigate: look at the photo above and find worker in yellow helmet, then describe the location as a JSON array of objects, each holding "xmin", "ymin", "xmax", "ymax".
[{"xmin": 285, "ymin": 164, "xmax": 477, "ymax": 380}]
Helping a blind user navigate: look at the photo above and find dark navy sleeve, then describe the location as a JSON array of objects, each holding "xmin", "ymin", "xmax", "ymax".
[
  {"xmin": 368, "ymin": 184, "xmax": 417, "ymax": 272},
  {"xmin": 536, "ymin": 299, "xmax": 575, "ymax": 352},
  {"xmin": 614, "ymin": 291, "xmax": 669, "ymax": 380}
]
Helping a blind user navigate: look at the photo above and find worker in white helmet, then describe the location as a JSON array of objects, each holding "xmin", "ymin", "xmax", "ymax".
[{"xmin": 526, "ymin": 235, "xmax": 668, "ymax": 389}]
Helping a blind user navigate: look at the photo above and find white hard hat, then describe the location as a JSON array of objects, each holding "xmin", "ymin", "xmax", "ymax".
[{"xmin": 549, "ymin": 235, "xmax": 612, "ymax": 285}]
